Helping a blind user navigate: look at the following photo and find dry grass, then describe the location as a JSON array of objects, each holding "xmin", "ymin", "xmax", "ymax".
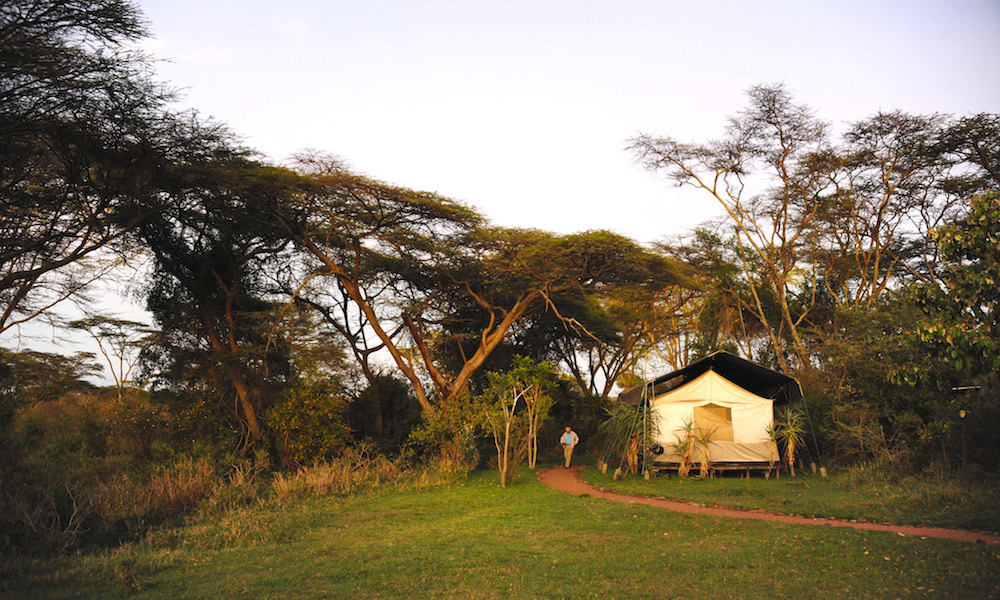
[
  {"xmin": 271, "ymin": 446, "xmax": 405, "ymax": 501},
  {"xmin": 90, "ymin": 457, "xmax": 217, "ymax": 525},
  {"xmin": 4, "ymin": 447, "xmax": 465, "ymax": 557}
]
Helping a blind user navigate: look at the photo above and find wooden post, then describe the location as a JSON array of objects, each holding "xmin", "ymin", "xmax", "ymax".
[{"xmin": 961, "ymin": 410, "xmax": 969, "ymax": 492}]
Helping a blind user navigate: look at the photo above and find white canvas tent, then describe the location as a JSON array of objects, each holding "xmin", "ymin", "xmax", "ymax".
[
  {"xmin": 650, "ymin": 369, "xmax": 778, "ymax": 464},
  {"xmin": 618, "ymin": 351, "xmax": 801, "ymax": 467}
]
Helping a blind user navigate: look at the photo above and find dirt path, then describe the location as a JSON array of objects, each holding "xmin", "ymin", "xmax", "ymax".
[{"xmin": 536, "ymin": 465, "xmax": 1000, "ymax": 545}]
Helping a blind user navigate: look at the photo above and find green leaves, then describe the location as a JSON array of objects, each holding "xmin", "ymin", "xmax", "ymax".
[
  {"xmin": 474, "ymin": 356, "xmax": 557, "ymax": 486},
  {"xmin": 913, "ymin": 193, "xmax": 1000, "ymax": 376}
]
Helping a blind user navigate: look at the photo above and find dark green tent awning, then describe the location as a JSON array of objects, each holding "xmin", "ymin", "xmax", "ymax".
[{"xmin": 618, "ymin": 350, "xmax": 803, "ymax": 406}]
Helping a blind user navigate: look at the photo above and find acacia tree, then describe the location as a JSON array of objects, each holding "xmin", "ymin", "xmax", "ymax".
[
  {"xmin": 669, "ymin": 229, "xmax": 769, "ymax": 360},
  {"xmin": 0, "ymin": 0, "xmax": 185, "ymax": 335},
  {"xmin": 425, "ymin": 228, "xmax": 690, "ymax": 404},
  {"xmin": 549, "ymin": 274, "xmax": 699, "ymax": 399},
  {"xmin": 630, "ymin": 85, "xmax": 996, "ymax": 375},
  {"xmin": 810, "ymin": 112, "xmax": 961, "ymax": 309},
  {"xmin": 271, "ymin": 164, "xmax": 688, "ymax": 416},
  {"xmin": 139, "ymin": 161, "xmax": 300, "ymax": 449},
  {"xmin": 68, "ymin": 316, "xmax": 150, "ymax": 401},
  {"xmin": 286, "ymin": 284, "xmax": 393, "ymax": 432},
  {"xmin": 273, "ymin": 156, "xmax": 413, "ymax": 431},
  {"xmin": 0, "ymin": 348, "xmax": 100, "ymax": 409},
  {"xmin": 629, "ymin": 84, "xmax": 834, "ymax": 373},
  {"xmin": 268, "ymin": 167, "xmax": 481, "ymax": 415},
  {"xmin": 943, "ymin": 114, "xmax": 1000, "ymax": 194}
]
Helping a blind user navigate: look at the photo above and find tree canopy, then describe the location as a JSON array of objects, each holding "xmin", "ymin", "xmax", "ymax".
[
  {"xmin": 913, "ymin": 193, "xmax": 1000, "ymax": 376},
  {"xmin": 3, "ymin": 0, "xmax": 1000, "ymax": 486},
  {"xmin": 0, "ymin": 0, "xmax": 206, "ymax": 334}
]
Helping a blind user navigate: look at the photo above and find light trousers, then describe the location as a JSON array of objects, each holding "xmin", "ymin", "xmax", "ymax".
[{"xmin": 563, "ymin": 444, "xmax": 574, "ymax": 467}]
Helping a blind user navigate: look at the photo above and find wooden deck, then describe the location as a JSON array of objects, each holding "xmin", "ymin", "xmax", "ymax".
[{"xmin": 650, "ymin": 461, "xmax": 782, "ymax": 478}]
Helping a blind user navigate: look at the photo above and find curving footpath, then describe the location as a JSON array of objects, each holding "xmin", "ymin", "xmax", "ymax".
[{"xmin": 537, "ymin": 465, "xmax": 1000, "ymax": 545}]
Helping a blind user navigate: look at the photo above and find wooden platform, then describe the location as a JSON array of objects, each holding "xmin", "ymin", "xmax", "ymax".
[{"xmin": 651, "ymin": 461, "xmax": 782, "ymax": 478}]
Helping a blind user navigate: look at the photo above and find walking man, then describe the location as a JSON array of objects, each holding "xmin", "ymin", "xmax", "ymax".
[{"xmin": 561, "ymin": 426, "xmax": 579, "ymax": 468}]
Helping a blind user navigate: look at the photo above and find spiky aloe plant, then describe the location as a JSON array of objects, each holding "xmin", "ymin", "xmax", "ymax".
[
  {"xmin": 671, "ymin": 434, "xmax": 691, "ymax": 477},
  {"xmin": 777, "ymin": 406, "xmax": 806, "ymax": 477}
]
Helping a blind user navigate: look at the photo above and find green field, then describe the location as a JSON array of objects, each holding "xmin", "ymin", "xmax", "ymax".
[
  {"xmin": 583, "ymin": 463, "xmax": 1000, "ymax": 533},
  {"xmin": 3, "ymin": 465, "xmax": 999, "ymax": 599}
]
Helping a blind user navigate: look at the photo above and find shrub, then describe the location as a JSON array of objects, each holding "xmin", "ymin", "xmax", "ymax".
[
  {"xmin": 267, "ymin": 382, "xmax": 351, "ymax": 469},
  {"xmin": 404, "ymin": 404, "xmax": 479, "ymax": 472},
  {"xmin": 2, "ymin": 484, "xmax": 91, "ymax": 556}
]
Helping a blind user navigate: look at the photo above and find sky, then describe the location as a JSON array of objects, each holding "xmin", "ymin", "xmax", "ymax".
[
  {"xmin": 8, "ymin": 0, "xmax": 1000, "ymax": 380},
  {"xmin": 135, "ymin": 0, "xmax": 1000, "ymax": 244}
]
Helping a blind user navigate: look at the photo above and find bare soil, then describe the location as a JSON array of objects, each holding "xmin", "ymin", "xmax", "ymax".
[{"xmin": 536, "ymin": 465, "xmax": 1000, "ymax": 545}]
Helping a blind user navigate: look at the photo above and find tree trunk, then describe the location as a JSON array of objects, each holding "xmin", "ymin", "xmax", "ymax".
[{"xmin": 232, "ymin": 374, "xmax": 263, "ymax": 446}]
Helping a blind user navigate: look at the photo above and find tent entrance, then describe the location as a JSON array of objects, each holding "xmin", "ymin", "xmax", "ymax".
[{"xmin": 693, "ymin": 403, "xmax": 733, "ymax": 441}]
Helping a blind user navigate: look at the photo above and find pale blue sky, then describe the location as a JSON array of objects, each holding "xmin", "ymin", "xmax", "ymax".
[
  {"xmin": 10, "ymin": 0, "xmax": 1000, "ymax": 382},
  {"xmin": 137, "ymin": 0, "xmax": 1000, "ymax": 243}
]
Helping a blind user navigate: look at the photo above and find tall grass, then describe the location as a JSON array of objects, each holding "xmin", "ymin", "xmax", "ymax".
[
  {"xmin": 91, "ymin": 457, "xmax": 217, "ymax": 525},
  {"xmin": 271, "ymin": 445, "xmax": 463, "ymax": 501},
  {"xmin": 271, "ymin": 446, "xmax": 404, "ymax": 500},
  {"xmin": 2, "ymin": 447, "xmax": 465, "ymax": 558},
  {"xmin": 2, "ymin": 457, "xmax": 221, "ymax": 556}
]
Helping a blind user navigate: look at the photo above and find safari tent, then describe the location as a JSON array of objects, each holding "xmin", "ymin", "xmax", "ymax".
[{"xmin": 619, "ymin": 351, "xmax": 802, "ymax": 468}]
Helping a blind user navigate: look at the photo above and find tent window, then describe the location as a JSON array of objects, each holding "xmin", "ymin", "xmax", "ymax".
[{"xmin": 693, "ymin": 403, "xmax": 733, "ymax": 441}]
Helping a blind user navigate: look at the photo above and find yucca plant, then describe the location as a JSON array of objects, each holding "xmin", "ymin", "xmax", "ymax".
[
  {"xmin": 600, "ymin": 402, "xmax": 656, "ymax": 474},
  {"xmin": 694, "ymin": 426, "xmax": 716, "ymax": 478},
  {"xmin": 671, "ymin": 434, "xmax": 692, "ymax": 477},
  {"xmin": 777, "ymin": 406, "xmax": 806, "ymax": 477},
  {"xmin": 626, "ymin": 438, "xmax": 640, "ymax": 474},
  {"xmin": 765, "ymin": 422, "xmax": 780, "ymax": 478},
  {"xmin": 672, "ymin": 419, "xmax": 696, "ymax": 477}
]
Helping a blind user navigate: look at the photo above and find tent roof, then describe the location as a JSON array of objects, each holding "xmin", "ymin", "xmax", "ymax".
[
  {"xmin": 619, "ymin": 350, "xmax": 802, "ymax": 406},
  {"xmin": 652, "ymin": 369, "xmax": 772, "ymax": 407}
]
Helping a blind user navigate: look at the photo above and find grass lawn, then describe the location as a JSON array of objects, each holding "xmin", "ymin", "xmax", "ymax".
[
  {"xmin": 3, "ymin": 467, "xmax": 999, "ymax": 599},
  {"xmin": 583, "ymin": 462, "xmax": 1000, "ymax": 533}
]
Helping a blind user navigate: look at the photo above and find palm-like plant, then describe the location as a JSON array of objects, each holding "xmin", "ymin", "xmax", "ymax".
[
  {"xmin": 626, "ymin": 438, "xmax": 640, "ymax": 474},
  {"xmin": 671, "ymin": 434, "xmax": 691, "ymax": 477},
  {"xmin": 777, "ymin": 407, "xmax": 806, "ymax": 477},
  {"xmin": 600, "ymin": 403, "xmax": 656, "ymax": 474},
  {"xmin": 672, "ymin": 419, "xmax": 696, "ymax": 477},
  {"xmin": 694, "ymin": 426, "xmax": 716, "ymax": 478},
  {"xmin": 765, "ymin": 422, "xmax": 779, "ymax": 478}
]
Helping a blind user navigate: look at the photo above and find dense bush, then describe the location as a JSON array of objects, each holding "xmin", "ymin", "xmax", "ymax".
[{"xmin": 267, "ymin": 382, "xmax": 352, "ymax": 469}]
